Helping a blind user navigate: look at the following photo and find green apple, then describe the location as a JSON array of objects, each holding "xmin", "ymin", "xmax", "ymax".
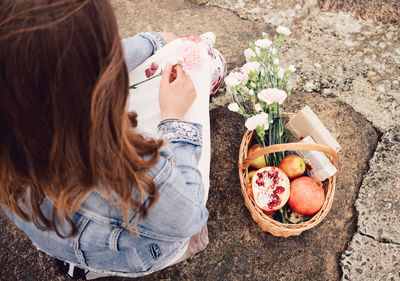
[
  {"xmin": 248, "ymin": 144, "xmax": 268, "ymax": 169},
  {"xmin": 248, "ymin": 170, "xmax": 256, "ymax": 182}
]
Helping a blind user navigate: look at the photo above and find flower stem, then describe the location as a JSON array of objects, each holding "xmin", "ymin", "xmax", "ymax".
[
  {"xmin": 280, "ymin": 207, "xmax": 288, "ymax": 223},
  {"xmin": 129, "ymin": 61, "xmax": 181, "ymax": 89},
  {"xmin": 233, "ymin": 91, "xmax": 250, "ymax": 118},
  {"xmin": 129, "ymin": 71, "xmax": 162, "ymax": 89},
  {"xmin": 260, "ymin": 137, "xmax": 268, "ymax": 166},
  {"xmin": 238, "ymin": 91, "xmax": 252, "ymax": 116}
]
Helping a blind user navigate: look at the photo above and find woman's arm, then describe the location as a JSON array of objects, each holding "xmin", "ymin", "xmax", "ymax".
[
  {"xmin": 122, "ymin": 32, "xmax": 165, "ymax": 72},
  {"xmin": 137, "ymin": 120, "xmax": 208, "ymax": 241},
  {"xmin": 134, "ymin": 61, "xmax": 208, "ymax": 241},
  {"xmin": 122, "ymin": 32, "xmax": 178, "ymax": 72}
]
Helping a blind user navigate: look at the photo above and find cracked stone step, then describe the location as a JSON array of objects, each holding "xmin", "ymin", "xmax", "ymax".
[
  {"xmin": 355, "ymin": 127, "xmax": 400, "ymax": 244},
  {"xmin": 340, "ymin": 233, "xmax": 400, "ymax": 281},
  {"xmin": 199, "ymin": 0, "xmax": 400, "ymax": 24}
]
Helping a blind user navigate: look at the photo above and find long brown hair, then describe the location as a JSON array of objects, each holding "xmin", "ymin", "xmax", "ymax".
[{"xmin": 0, "ymin": 0, "xmax": 162, "ymax": 237}]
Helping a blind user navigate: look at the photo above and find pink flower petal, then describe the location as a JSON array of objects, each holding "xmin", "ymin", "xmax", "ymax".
[
  {"xmin": 245, "ymin": 112, "xmax": 268, "ymax": 131},
  {"xmin": 241, "ymin": 62, "xmax": 260, "ymax": 77},
  {"xmin": 179, "ymin": 41, "xmax": 204, "ymax": 72},
  {"xmin": 257, "ymin": 88, "xmax": 287, "ymax": 105}
]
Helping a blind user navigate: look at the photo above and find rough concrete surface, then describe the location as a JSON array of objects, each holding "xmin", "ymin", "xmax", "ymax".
[
  {"xmin": 319, "ymin": 0, "xmax": 400, "ymax": 24},
  {"xmin": 340, "ymin": 233, "xmax": 400, "ymax": 281},
  {"xmin": 1, "ymin": 0, "xmax": 399, "ymax": 280},
  {"xmin": 207, "ymin": 0, "xmax": 400, "ymax": 132},
  {"xmin": 355, "ymin": 127, "xmax": 400, "ymax": 245},
  {"xmin": 197, "ymin": 0, "xmax": 400, "ymax": 24}
]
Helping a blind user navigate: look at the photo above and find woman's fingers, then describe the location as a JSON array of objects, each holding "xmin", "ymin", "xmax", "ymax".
[
  {"xmin": 158, "ymin": 63, "xmax": 196, "ymax": 120},
  {"xmin": 169, "ymin": 67, "xmax": 177, "ymax": 83},
  {"xmin": 161, "ymin": 62, "xmax": 173, "ymax": 84},
  {"xmin": 173, "ymin": 65, "xmax": 185, "ymax": 81}
]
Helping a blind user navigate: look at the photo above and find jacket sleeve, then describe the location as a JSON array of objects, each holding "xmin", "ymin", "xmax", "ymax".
[
  {"xmin": 122, "ymin": 32, "xmax": 165, "ymax": 72},
  {"xmin": 136, "ymin": 120, "xmax": 209, "ymax": 242}
]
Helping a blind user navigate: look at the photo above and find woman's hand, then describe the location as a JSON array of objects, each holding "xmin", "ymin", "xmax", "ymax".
[
  {"xmin": 157, "ymin": 32, "xmax": 178, "ymax": 44},
  {"xmin": 159, "ymin": 62, "xmax": 196, "ymax": 120}
]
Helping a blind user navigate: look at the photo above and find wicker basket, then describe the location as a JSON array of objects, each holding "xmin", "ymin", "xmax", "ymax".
[{"xmin": 238, "ymin": 130, "xmax": 338, "ymax": 237}]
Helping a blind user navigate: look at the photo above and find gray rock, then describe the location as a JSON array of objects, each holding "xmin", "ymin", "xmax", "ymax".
[
  {"xmin": 207, "ymin": 0, "xmax": 400, "ymax": 131},
  {"xmin": 340, "ymin": 233, "xmax": 400, "ymax": 281},
  {"xmin": 190, "ymin": 0, "xmax": 210, "ymax": 5},
  {"xmin": 356, "ymin": 127, "xmax": 400, "ymax": 244}
]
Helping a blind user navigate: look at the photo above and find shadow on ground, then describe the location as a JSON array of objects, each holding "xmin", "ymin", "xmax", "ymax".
[{"xmin": 0, "ymin": 93, "xmax": 379, "ymax": 281}]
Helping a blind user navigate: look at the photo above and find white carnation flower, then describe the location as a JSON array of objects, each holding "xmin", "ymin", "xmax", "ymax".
[
  {"xmin": 254, "ymin": 103, "xmax": 263, "ymax": 112},
  {"xmin": 278, "ymin": 68, "xmax": 284, "ymax": 79},
  {"xmin": 273, "ymin": 58, "xmax": 280, "ymax": 65},
  {"xmin": 224, "ymin": 75, "xmax": 241, "ymax": 88},
  {"xmin": 276, "ymin": 26, "xmax": 291, "ymax": 36},
  {"xmin": 228, "ymin": 103, "xmax": 240, "ymax": 112},
  {"xmin": 254, "ymin": 39, "xmax": 272, "ymax": 48},
  {"xmin": 271, "ymin": 48, "xmax": 277, "ymax": 55},
  {"xmin": 245, "ymin": 112, "xmax": 269, "ymax": 131}
]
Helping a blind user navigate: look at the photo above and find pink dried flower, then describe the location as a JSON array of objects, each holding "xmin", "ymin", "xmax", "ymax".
[
  {"xmin": 145, "ymin": 62, "xmax": 159, "ymax": 78},
  {"xmin": 179, "ymin": 41, "xmax": 204, "ymax": 73},
  {"xmin": 257, "ymin": 88, "xmax": 287, "ymax": 105}
]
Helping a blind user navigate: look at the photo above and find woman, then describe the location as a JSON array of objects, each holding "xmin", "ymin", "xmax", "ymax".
[{"xmin": 0, "ymin": 0, "xmax": 224, "ymax": 278}]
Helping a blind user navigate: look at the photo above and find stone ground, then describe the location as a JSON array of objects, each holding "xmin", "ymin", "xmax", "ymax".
[{"xmin": 1, "ymin": 0, "xmax": 399, "ymax": 280}]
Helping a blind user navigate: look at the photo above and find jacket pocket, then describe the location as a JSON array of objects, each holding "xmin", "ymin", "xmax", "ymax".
[
  {"xmin": 149, "ymin": 243, "xmax": 162, "ymax": 260},
  {"xmin": 109, "ymin": 227, "xmax": 124, "ymax": 252}
]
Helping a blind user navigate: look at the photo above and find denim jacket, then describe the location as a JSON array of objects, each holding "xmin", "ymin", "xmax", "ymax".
[
  {"xmin": 122, "ymin": 32, "xmax": 166, "ymax": 71},
  {"xmin": 3, "ymin": 33, "xmax": 209, "ymax": 277}
]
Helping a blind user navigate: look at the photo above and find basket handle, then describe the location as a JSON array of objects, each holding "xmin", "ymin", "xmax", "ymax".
[{"xmin": 239, "ymin": 142, "xmax": 338, "ymax": 170}]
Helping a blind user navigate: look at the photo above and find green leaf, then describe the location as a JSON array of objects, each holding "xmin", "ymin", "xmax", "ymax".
[
  {"xmin": 249, "ymin": 70, "xmax": 258, "ymax": 81},
  {"xmin": 256, "ymin": 125, "xmax": 265, "ymax": 139}
]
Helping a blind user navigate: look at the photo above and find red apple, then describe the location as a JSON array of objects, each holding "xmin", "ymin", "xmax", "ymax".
[
  {"xmin": 288, "ymin": 176, "xmax": 325, "ymax": 215},
  {"xmin": 278, "ymin": 154, "xmax": 306, "ymax": 179},
  {"xmin": 251, "ymin": 166, "xmax": 290, "ymax": 212},
  {"xmin": 248, "ymin": 144, "xmax": 268, "ymax": 169},
  {"xmin": 246, "ymin": 183, "xmax": 253, "ymax": 198}
]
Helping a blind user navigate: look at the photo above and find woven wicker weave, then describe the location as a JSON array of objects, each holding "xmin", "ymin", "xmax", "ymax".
[{"xmin": 238, "ymin": 130, "xmax": 338, "ymax": 237}]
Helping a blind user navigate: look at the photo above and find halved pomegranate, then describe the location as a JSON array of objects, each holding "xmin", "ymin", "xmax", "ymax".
[{"xmin": 251, "ymin": 166, "xmax": 290, "ymax": 212}]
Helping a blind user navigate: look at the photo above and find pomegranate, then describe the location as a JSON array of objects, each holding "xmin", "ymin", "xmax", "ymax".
[
  {"xmin": 288, "ymin": 176, "xmax": 325, "ymax": 215},
  {"xmin": 251, "ymin": 166, "xmax": 290, "ymax": 212},
  {"xmin": 263, "ymin": 210, "xmax": 276, "ymax": 217}
]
